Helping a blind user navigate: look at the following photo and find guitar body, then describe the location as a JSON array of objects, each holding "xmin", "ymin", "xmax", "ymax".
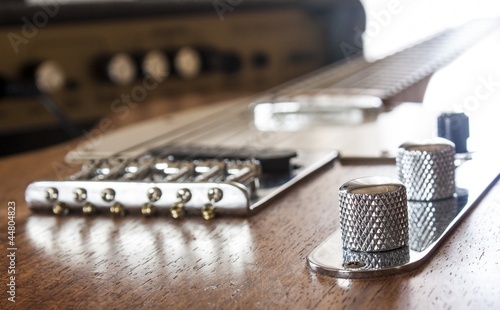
[{"xmin": 2, "ymin": 21, "xmax": 500, "ymax": 309}]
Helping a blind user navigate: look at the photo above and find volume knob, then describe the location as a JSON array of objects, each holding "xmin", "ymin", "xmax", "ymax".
[
  {"xmin": 397, "ymin": 140, "xmax": 455, "ymax": 201},
  {"xmin": 339, "ymin": 177, "xmax": 409, "ymax": 252}
]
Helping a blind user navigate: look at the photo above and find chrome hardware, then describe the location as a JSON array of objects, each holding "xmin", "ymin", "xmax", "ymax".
[
  {"xmin": 201, "ymin": 188, "xmax": 223, "ymax": 220},
  {"xmin": 170, "ymin": 202, "xmax": 184, "ymax": 219},
  {"xmin": 194, "ymin": 161, "xmax": 226, "ymax": 182},
  {"xmin": 307, "ymin": 153, "xmax": 500, "ymax": 278},
  {"xmin": 82, "ymin": 203, "xmax": 96, "ymax": 215},
  {"xmin": 169, "ymin": 188, "xmax": 192, "ymax": 219},
  {"xmin": 338, "ymin": 177, "xmax": 408, "ymax": 252},
  {"xmin": 73, "ymin": 188, "xmax": 87, "ymax": 202},
  {"xmin": 176, "ymin": 188, "xmax": 192, "ymax": 203},
  {"xmin": 45, "ymin": 187, "xmax": 58, "ymax": 201},
  {"xmin": 52, "ymin": 202, "xmax": 68, "ymax": 215},
  {"xmin": 147, "ymin": 187, "xmax": 162, "ymax": 202},
  {"xmin": 397, "ymin": 140, "xmax": 456, "ymax": 201},
  {"xmin": 201, "ymin": 204, "xmax": 216, "ymax": 220},
  {"xmin": 101, "ymin": 188, "xmax": 116, "ymax": 202},
  {"xmin": 207, "ymin": 188, "xmax": 223, "ymax": 203},
  {"xmin": 141, "ymin": 203, "xmax": 156, "ymax": 217},
  {"xmin": 26, "ymin": 148, "xmax": 339, "ymax": 217},
  {"xmin": 110, "ymin": 203, "xmax": 125, "ymax": 216}
]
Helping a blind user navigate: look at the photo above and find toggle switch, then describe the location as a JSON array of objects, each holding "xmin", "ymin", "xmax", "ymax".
[{"xmin": 438, "ymin": 113, "xmax": 469, "ymax": 154}]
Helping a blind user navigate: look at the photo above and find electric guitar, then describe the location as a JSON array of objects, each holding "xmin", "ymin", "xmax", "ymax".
[{"xmin": 2, "ymin": 19, "xmax": 500, "ymax": 308}]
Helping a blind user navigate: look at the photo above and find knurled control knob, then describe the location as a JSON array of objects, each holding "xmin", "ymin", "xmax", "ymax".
[
  {"xmin": 339, "ymin": 177, "xmax": 409, "ymax": 252},
  {"xmin": 397, "ymin": 140, "xmax": 455, "ymax": 201}
]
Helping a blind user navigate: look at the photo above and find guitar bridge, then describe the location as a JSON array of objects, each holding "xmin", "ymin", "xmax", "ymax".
[{"xmin": 26, "ymin": 146, "xmax": 338, "ymax": 219}]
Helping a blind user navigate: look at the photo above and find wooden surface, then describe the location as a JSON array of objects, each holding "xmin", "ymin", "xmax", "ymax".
[{"xmin": 2, "ymin": 24, "xmax": 500, "ymax": 310}]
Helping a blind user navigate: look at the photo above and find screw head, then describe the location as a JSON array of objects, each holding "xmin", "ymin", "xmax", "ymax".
[
  {"xmin": 141, "ymin": 203, "xmax": 156, "ymax": 217},
  {"xmin": 73, "ymin": 188, "xmax": 88, "ymax": 202},
  {"xmin": 110, "ymin": 202, "xmax": 125, "ymax": 216},
  {"xmin": 45, "ymin": 187, "xmax": 58, "ymax": 201},
  {"xmin": 52, "ymin": 202, "xmax": 68, "ymax": 215},
  {"xmin": 170, "ymin": 202, "xmax": 185, "ymax": 219},
  {"xmin": 207, "ymin": 188, "xmax": 223, "ymax": 202},
  {"xmin": 201, "ymin": 204, "xmax": 216, "ymax": 220},
  {"xmin": 147, "ymin": 187, "xmax": 162, "ymax": 202},
  {"xmin": 82, "ymin": 203, "xmax": 96, "ymax": 215},
  {"xmin": 177, "ymin": 188, "xmax": 192, "ymax": 203},
  {"xmin": 343, "ymin": 261, "xmax": 366, "ymax": 269},
  {"xmin": 101, "ymin": 188, "xmax": 116, "ymax": 202}
]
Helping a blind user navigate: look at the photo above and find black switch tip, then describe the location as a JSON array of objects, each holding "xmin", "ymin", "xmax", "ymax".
[{"xmin": 437, "ymin": 112, "xmax": 469, "ymax": 153}]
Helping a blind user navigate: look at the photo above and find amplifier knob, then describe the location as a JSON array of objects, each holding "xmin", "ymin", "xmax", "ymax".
[
  {"xmin": 34, "ymin": 60, "xmax": 66, "ymax": 93},
  {"xmin": 174, "ymin": 47, "xmax": 202, "ymax": 79},
  {"xmin": 141, "ymin": 50, "xmax": 169, "ymax": 82},
  {"xmin": 106, "ymin": 53, "xmax": 137, "ymax": 86}
]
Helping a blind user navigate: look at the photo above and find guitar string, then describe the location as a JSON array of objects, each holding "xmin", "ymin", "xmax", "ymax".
[
  {"xmin": 116, "ymin": 19, "xmax": 493, "ymax": 157},
  {"xmin": 89, "ymin": 19, "xmax": 499, "ymax": 178}
]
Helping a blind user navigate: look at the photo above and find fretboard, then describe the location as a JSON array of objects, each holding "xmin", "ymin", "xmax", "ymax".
[{"xmin": 261, "ymin": 19, "xmax": 500, "ymax": 102}]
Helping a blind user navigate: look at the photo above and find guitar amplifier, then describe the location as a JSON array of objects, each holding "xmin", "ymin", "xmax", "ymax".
[{"xmin": 0, "ymin": 0, "xmax": 365, "ymax": 138}]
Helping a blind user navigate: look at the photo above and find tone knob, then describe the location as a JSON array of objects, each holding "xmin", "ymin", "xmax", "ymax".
[
  {"xmin": 173, "ymin": 47, "xmax": 202, "ymax": 79},
  {"xmin": 339, "ymin": 177, "xmax": 409, "ymax": 252},
  {"xmin": 106, "ymin": 53, "xmax": 137, "ymax": 86},
  {"xmin": 396, "ymin": 140, "xmax": 455, "ymax": 201}
]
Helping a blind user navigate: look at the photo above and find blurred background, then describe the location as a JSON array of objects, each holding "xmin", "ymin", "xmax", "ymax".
[{"xmin": 0, "ymin": 0, "xmax": 499, "ymax": 157}]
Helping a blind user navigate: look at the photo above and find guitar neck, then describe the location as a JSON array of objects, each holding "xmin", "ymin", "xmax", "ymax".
[{"xmin": 263, "ymin": 19, "xmax": 499, "ymax": 102}]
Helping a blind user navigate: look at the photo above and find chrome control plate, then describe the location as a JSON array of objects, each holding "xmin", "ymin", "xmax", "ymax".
[{"xmin": 307, "ymin": 154, "xmax": 500, "ymax": 278}]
